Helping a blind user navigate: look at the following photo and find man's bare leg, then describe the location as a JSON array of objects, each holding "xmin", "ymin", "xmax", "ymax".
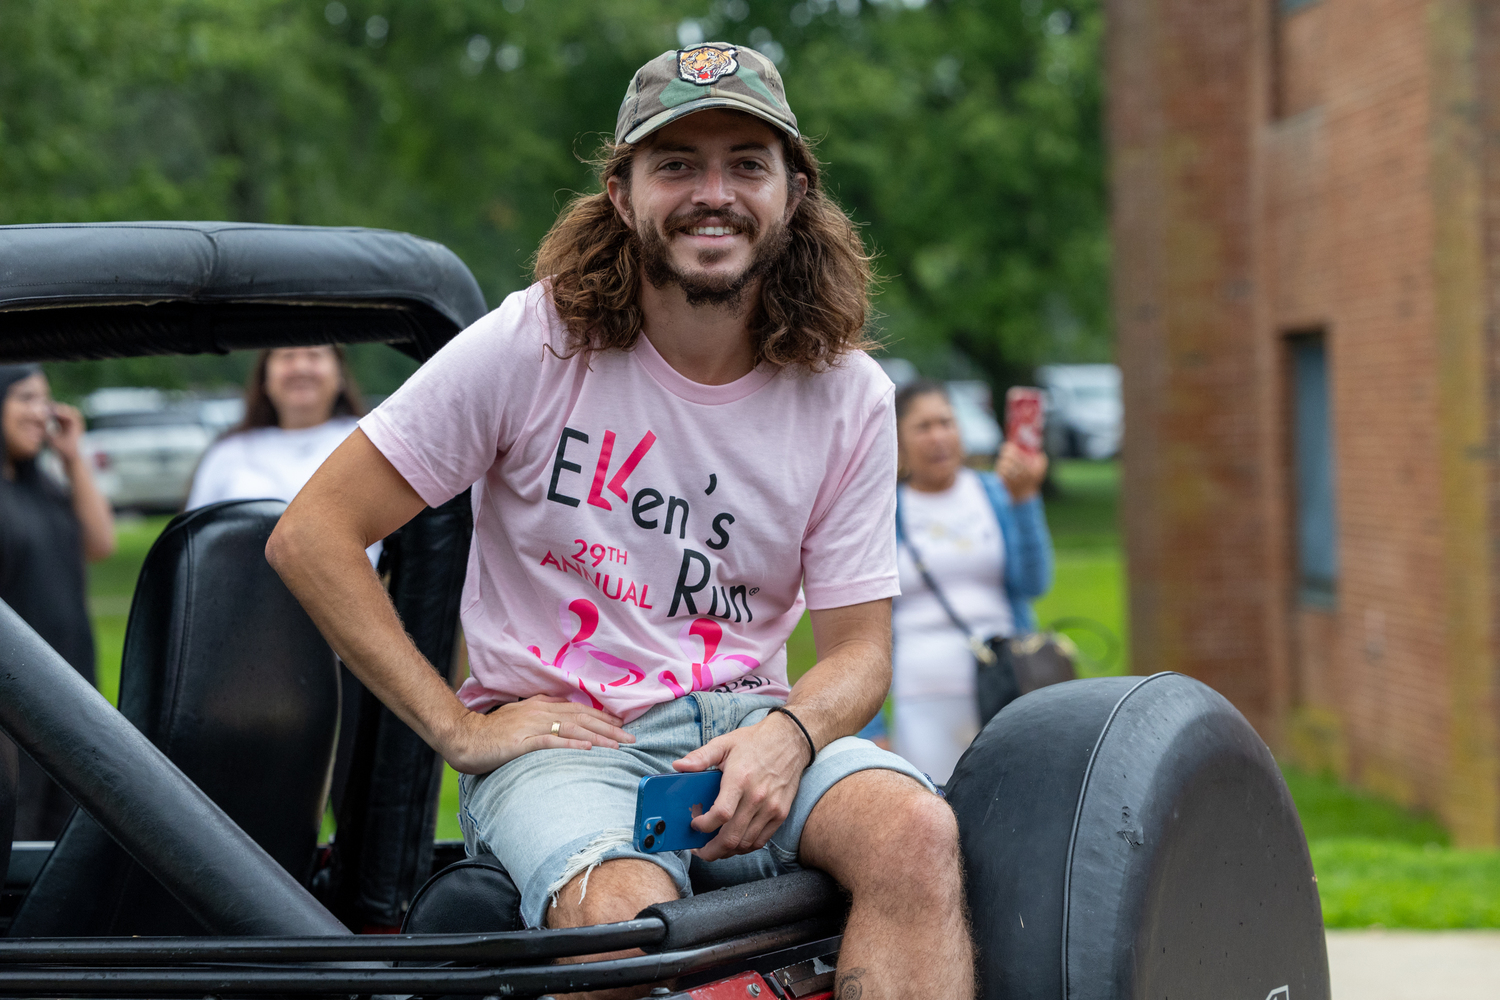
[
  {"xmin": 544, "ymin": 857, "xmax": 679, "ymax": 1000},
  {"xmin": 798, "ymin": 769, "xmax": 974, "ymax": 1000}
]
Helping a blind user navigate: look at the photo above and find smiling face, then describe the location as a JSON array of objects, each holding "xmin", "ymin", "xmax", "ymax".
[
  {"xmin": 607, "ymin": 109, "xmax": 808, "ymax": 307},
  {"xmin": 2, "ymin": 373, "xmax": 53, "ymax": 468},
  {"xmin": 263, "ymin": 346, "xmax": 343, "ymax": 431}
]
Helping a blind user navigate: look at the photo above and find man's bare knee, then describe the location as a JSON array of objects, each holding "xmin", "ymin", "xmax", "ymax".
[
  {"xmin": 804, "ymin": 767, "xmax": 954, "ymax": 893},
  {"xmin": 806, "ymin": 773, "xmax": 961, "ymax": 904},
  {"xmin": 545, "ymin": 858, "xmax": 678, "ymax": 929},
  {"xmin": 858, "ymin": 789, "xmax": 960, "ymax": 893}
]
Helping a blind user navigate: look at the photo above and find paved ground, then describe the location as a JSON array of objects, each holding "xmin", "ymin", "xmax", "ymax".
[{"xmin": 1326, "ymin": 930, "xmax": 1500, "ymax": 999}]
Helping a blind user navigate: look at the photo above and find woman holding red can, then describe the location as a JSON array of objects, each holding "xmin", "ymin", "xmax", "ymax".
[{"xmin": 890, "ymin": 379, "xmax": 1052, "ymax": 785}]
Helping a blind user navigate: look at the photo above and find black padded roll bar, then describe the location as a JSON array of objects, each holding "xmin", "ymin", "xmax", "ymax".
[
  {"xmin": 0, "ymin": 600, "xmax": 348, "ymax": 937},
  {"xmin": 636, "ymin": 869, "xmax": 847, "ymax": 951}
]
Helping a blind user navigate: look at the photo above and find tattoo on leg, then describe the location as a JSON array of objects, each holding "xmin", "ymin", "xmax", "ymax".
[{"xmin": 835, "ymin": 967, "xmax": 867, "ymax": 1000}]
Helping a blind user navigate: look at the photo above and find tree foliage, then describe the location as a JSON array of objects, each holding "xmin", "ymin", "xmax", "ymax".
[{"xmin": 1, "ymin": 0, "xmax": 1106, "ymax": 392}]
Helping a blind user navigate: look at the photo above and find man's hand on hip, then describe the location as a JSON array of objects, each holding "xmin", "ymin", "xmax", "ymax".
[
  {"xmin": 441, "ymin": 694, "xmax": 636, "ymax": 775},
  {"xmin": 672, "ymin": 710, "xmax": 811, "ymax": 861}
]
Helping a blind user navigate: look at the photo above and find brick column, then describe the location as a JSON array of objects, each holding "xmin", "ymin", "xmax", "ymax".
[
  {"xmin": 1109, "ymin": 0, "xmax": 1280, "ymax": 734},
  {"xmin": 1441, "ymin": 0, "xmax": 1500, "ymax": 845}
]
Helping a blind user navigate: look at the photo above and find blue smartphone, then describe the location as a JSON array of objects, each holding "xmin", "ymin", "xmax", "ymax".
[{"xmin": 634, "ymin": 771, "xmax": 723, "ymax": 853}]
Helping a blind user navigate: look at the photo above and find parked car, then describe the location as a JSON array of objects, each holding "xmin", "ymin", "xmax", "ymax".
[
  {"xmin": 197, "ymin": 394, "xmax": 245, "ymax": 438},
  {"xmin": 1036, "ymin": 363, "xmax": 1123, "ymax": 460},
  {"xmin": 82, "ymin": 389, "xmax": 216, "ymax": 512},
  {"xmin": 875, "ymin": 358, "xmax": 1003, "ymax": 460},
  {"xmin": 944, "ymin": 379, "xmax": 1003, "ymax": 458}
]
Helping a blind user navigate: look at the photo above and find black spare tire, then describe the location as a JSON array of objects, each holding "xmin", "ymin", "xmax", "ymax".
[{"xmin": 945, "ymin": 672, "xmax": 1329, "ymax": 1000}]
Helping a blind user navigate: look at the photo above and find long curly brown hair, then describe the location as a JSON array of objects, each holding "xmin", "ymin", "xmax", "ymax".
[{"xmin": 534, "ymin": 131, "xmax": 878, "ymax": 370}]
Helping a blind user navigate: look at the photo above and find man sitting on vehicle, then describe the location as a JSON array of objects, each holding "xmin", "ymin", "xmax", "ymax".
[{"xmin": 269, "ymin": 43, "xmax": 971, "ymax": 1000}]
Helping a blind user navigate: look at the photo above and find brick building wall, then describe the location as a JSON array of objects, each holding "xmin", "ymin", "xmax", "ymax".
[{"xmin": 1109, "ymin": 0, "xmax": 1500, "ymax": 844}]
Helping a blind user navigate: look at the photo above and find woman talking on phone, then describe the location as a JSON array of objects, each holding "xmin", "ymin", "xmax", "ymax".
[
  {"xmin": 890, "ymin": 379, "xmax": 1052, "ymax": 785},
  {"xmin": 0, "ymin": 363, "xmax": 116, "ymax": 838}
]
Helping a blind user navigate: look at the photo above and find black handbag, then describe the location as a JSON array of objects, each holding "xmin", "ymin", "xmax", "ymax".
[{"xmin": 899, "ymin": 507, "xmax": 1076, "ymax": 725}]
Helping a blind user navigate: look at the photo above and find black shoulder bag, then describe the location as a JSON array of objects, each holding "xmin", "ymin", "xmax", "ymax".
[{"xmin": 898, "ymin": 501, "xmax": 1076, "ymax": 725}]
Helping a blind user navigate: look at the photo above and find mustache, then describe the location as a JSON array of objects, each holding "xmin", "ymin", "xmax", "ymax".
[{"xmin": 662, "ymin": 207, "xmax": 761, "ymax": 239}]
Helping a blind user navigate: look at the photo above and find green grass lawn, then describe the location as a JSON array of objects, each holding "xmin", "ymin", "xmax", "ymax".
[
  {"xmin": 1284, "ymin": 766, "xmax": 1500, "ymax": 927},
  {"xmin": 84, "ymin": 463, "xmax": 1500, "ymax": 925},
  {"xmin": 1034, "ymin": 460, "xmax": 1128, "ymax": 677}
]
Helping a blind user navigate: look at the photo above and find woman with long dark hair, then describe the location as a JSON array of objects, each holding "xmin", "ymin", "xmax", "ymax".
[
  {"xmin": 186, "ymin": 346, "xmax": 366, "ymax": 511},
  {"xmin": 1, "ymin": 363, "xmax": 116, "ymax": 838}
]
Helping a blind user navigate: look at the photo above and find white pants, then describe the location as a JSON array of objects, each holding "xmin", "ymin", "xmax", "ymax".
[{"xmin": 892, "ymin": 694, "xmax": 982, "ymax": 786}]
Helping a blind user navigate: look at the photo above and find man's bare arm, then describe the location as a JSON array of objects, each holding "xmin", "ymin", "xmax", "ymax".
[
  {"xmin": 266, "ymin": 429, "xmax": 633, "ymax": 774},
  {"xmin": 674, "ymin": 598, "xmax": 891, "ymax": 860},
  {"xmin": 788, "ymin": 599, "xmax": 893, "ymax": 747}
]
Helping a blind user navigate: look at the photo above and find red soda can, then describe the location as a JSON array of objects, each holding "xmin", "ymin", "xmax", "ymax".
[{"xmin": 1005, "ymin": 387, "xmax": 1046, "ymax": 454}]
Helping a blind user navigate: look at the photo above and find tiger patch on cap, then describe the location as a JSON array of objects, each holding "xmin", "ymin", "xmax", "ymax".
[{"xmin": 678, "ymin": 45, "xmax": 739, "ymax": 85}]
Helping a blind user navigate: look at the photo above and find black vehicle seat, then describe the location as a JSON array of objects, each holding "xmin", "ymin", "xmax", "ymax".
[
  {"xmin": 323, "ymin": 492, "xmax": 473, "ymax": 930},
  {"xmin": 9, "ymin": 500, "xmax": 339, "ymax": 937},
  {"xmin": 401, "ymin": 853, "xmax": 523, "ymax": 935}
]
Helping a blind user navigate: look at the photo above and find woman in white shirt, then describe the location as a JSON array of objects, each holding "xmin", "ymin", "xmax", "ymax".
[
  {"xmin": 891, "ymin": 379, "xmax": 1052, "ymax": 784},
  {"xmin": 188, "ymin": 346, "xmax": 368, "ymax": 529}
]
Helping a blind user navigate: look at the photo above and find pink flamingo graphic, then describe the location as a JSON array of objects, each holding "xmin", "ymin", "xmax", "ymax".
[
  {"xmin": 528, "ymin": 599, "xmax": 645, "ymax": 708},
  {"xmin": 659, "ymin": 618, "xmax": 760, "ymax": 697}
]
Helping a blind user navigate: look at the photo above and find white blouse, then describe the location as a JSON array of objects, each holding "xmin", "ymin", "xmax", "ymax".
[
  {"xmin": 892, "ymin": 469, "xmax": 1012, "ymax": 699},
  {"xmin": 187, "ymin": 417, "xmax": 381, "ymax": 565}
]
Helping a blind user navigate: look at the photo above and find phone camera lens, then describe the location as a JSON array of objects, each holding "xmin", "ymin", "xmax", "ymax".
[
  {"xmin": 643, "ymin": 834, "xmax": 655, "ymax": 849},
  {"xmin": 654, "ymin": 821, "xmax": 666, "ymax": 835}
]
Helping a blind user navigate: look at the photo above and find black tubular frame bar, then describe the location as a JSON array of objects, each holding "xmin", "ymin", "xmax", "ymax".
[
  {"xmin": 0, "ymin": 920, "xmax": 665, "ymax": 966},
  {"xmin": 0, "ymin": 601, "xmax": 348, "ymax": 938},
  {"xmin": 0, "ymin": 923, "xmax": 841, "ymax": 997}
]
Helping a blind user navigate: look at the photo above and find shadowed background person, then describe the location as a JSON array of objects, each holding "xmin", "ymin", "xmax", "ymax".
[
  {"xmin": 0, "ymin": 363, "xmax": 116, "ymax": 839},
  {"xmin": 891, "ymin": 378, "xmax": 1051, "ymax": 785}
]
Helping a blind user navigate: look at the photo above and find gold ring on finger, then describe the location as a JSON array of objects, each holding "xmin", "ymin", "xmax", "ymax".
[{"xmin": 551, "ymin": 721, "xmax": 561, "ymax": 736}]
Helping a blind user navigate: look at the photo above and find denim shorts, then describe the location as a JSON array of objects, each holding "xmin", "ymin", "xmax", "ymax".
[{"xmin": 457, "ymin": 691, "xmax": 935, "ymax": 928}]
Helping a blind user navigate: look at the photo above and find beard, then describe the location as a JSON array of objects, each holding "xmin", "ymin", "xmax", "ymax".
[{"xmin": 635, "ymin": 205, "xmax": 794, "ymax": 308}]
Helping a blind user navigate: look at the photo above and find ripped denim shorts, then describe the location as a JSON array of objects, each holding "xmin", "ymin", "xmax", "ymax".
[{"xmin": 457, "ymin": 690, "xmax": 934, "ymax": 928}]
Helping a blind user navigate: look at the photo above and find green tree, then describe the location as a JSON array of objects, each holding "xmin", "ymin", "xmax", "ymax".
[
  {"xmin": 764, "ymin": 0, "xmax": 1109, "ymax": 380},
  {"xmin": 1, "ymin": 0, "xmax": 1108, "ymax": 393}
]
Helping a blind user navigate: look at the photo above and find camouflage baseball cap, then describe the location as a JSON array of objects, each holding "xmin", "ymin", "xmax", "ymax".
[{"xmin": 615, "ymin": 43, "xmax": 800, "ymax": 146}]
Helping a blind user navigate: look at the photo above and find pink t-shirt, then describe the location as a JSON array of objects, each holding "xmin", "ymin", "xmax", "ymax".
[{"xmin": 361, "ymin": 282, "xmax": 898, "ymax": 721}]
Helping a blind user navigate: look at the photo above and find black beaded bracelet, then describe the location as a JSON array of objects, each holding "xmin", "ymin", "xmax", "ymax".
[{"xmin": 771, "ymin": 706, "xmax": 817, "ymax": 767}]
